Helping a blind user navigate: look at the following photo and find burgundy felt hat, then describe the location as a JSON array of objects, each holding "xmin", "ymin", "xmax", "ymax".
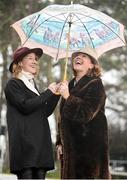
[{"xmin": 9, "ymin": 47, "xmax": 43, "ymax": 73}]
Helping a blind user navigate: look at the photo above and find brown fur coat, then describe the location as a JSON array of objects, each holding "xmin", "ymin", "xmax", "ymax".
[{"xmin": 56, "ymin": 75, "xmax": 111, "ymax": 179}]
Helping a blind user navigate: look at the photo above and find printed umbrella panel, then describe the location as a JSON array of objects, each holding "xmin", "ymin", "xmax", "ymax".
[{"xmin": 11, "ymin": 4, "xmax": 126, "ymax": 60}]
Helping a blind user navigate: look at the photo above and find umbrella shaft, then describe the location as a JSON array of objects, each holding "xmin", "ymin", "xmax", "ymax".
[{"xmin": 63, "ymin": 20, "xmax": 71, "ymax": 81}]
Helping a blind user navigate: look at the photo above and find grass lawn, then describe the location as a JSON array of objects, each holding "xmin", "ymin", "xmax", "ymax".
[{"xmin": 47, "ymin": 161, "xmax": 60, "ymax": 179}]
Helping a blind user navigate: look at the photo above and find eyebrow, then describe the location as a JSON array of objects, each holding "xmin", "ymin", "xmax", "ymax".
[{"xmin": 27, "ymin": 54, "xmax": 36, "ymax": 57}]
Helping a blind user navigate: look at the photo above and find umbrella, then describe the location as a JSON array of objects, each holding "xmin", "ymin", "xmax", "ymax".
[{"xmin": 11, "ymin": 4, "xmax": 126, "ymax": 80}]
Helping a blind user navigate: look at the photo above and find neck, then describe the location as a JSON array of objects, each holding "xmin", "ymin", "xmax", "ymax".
[
  {"xmin": 19, "ymin": 70, "xmax": 35, "ymax": 79},
  {"xmin": 23, "ymin": 70, "xmax": 35, "ymax": 76},
  {"xmin": 75, "ymin": 71, "xmax": 86, "ymax": 81}
]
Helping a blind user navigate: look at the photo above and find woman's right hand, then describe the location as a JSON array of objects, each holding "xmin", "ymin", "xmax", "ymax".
[
  {"xmin": 56, "ymin": 145, "xmax": 63, "ymax": 160},
  {"xmin": 59, "ymin": 81, "xmax": 69, "ymax": 99},
  {"xmin": 48, "ymin": 82, "xmax": 58, "ymax": 94}
]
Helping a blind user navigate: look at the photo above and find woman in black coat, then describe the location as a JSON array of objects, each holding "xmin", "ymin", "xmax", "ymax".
[
  {"xmin": 4, "ymin": 47, "xmax": 59, "ymax": 179},
  {"xmin": 56, "ymin": 47, "xmax": 111, "ymax": 179}
]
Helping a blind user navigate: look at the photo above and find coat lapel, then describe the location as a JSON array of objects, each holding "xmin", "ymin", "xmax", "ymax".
[
  {"xmin": 60, "ymin": 76, "xmax": 94, "ymax": 113},
  {"xmin": 69, "ymin": 75, "xmax": 94, "ymax": 94},
  {"xmin": 18, "ymin": 75, "xmax": 40, "ymax": 96}
]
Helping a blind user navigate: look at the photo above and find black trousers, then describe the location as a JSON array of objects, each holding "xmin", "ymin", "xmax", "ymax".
[{"xmin": 16, "ymin": 167, "xmax": 46, "ymax": 179}]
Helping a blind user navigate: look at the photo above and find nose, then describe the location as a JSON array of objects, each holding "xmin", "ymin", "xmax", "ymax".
[
  {"xmin": 75, "ymin": 56, "xmax": 80, "ymax": 60},
  {"xmin": 33, "ymin": 59, "xmax": 38, "ymax": 64}
]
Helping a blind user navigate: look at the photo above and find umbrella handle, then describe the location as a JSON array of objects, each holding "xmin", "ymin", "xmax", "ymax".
[
  {"xmin": 63, "ymin": 21, "xmax": 71, "ymax": 81},
  {"xmin": 55, "ymin": 17, "xmax": 72, "ymax": 95},
  {"xmin": 55, "ymin": 59, "xmax": 68, "ymax": 95},
  {"xmin": 63, "ymin": 58, "xmax": 68, "ymax": 81},
  {"xmin": 55, "ymin": 62, "xmax": 67, "ymax": 95}
]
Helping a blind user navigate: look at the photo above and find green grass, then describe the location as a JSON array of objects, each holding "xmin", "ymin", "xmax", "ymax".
[
  {"xmin": 3, "ymin": 161, "xmax": 61, "ymax": 179},
  {"xmin": 47, "ymin": 161, "xmax": 60, "ymax": 179}
]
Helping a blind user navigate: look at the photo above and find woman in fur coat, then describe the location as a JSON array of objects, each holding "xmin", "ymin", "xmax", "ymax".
[
  {"xmin": 4, "ymin": 47, "xmax": 59, "ymax": 179},
  {"xmin": 56, "ymin": 47, "xmax": 111, "ymax": 179}
]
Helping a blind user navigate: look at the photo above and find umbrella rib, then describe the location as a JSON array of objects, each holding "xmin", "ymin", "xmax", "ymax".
[
  {"xmin": 55, "ymin": 13, "xmax": 72, "ymax": 61},
  {"xmin": 22, "ymin": 12, "xmax": 70, "ymax": 46},
  {"xmin": 43, "ymin": 12, "xmax": 68, "ymax": 22},
  {"xmin": 28, "ymin": 14, "xmax": 41, "ymax": 37},
  {"xmin": 75, "ymin": 12, "xmax": 125, "ymax": 44},
  {"xmin": 22, "ymin": 14, "xmax": 41, "ymax": 46},
  {"xmin": 73, "ymin": 13, "xmax": 95, "ymax": 48},
  {"xmin": 43, "ymin": 12, "xmax": 69, "ymax": 25},
  {"xmin": 22, "ymin": 12, "xmax": 73, "ymax": 60}
]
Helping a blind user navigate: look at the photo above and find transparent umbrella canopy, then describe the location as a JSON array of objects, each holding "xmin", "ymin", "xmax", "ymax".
[{"xmin": 11, "ymin": 4, "xmax": 126, "ymax": 80}]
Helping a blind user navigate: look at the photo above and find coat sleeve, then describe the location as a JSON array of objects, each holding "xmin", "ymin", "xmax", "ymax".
[
  {"xmin": 56, "ymin": 119, "xmax": 62, "ymax": 146},
  {"xmin": 4, "ymin": 79, "xmax": 54, "ymax": 114},
  {"xmin": 62, "ymin": 79, "xmax": 106, "ymax": 124},
  {"xmin": 45, "ymin": 95, "xmax": 60, "ymax": 117}
]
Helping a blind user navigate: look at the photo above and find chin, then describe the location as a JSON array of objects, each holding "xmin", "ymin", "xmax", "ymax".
[
  {"xmin": 27, "ymin": 71, "xmax": 35, "ymax": 75},
  {"xmin": 32, "ymin": 72, "xmax": 36, "ymax": 75},
  {"xmin": 30, "ymin": 69, "xmax": 36, "ymax": 73},
  {"xmin": 74, "ymin": 68, "xmax": 81, "ymax": 72}
]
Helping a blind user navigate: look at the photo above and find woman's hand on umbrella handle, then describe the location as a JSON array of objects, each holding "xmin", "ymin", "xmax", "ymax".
[
  {"xmin": 54, "ymin": 83, "xmax": 62, "ymax": 95},
  {"xmin": 48, "ymin": 82, "xmax": 58, "ymax": 94},
  {"xmin": 56, "ymin": 145, "xmax": 63, "ymax": 160},
  {"xmin": 59, "ymin": 81, "xmax": 70, "ymax": 99}
]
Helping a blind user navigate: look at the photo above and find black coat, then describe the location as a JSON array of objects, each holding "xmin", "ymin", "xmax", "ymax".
[
  {"xmin": 57, "ymin": 75, "xmax": 111, "ymax": 179},
  {"xmin": 4, "ymin": 78, "xmax": 59, "ymax": 174}
]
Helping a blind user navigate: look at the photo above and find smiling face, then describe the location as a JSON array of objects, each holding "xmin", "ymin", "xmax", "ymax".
[
  {"xmin": 19, "ymin": 53, "xmax": 39, "ymax": 75},
  {"xmin": 72, "ymin": 52, "xmax": 94, "ymax": 76}
]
